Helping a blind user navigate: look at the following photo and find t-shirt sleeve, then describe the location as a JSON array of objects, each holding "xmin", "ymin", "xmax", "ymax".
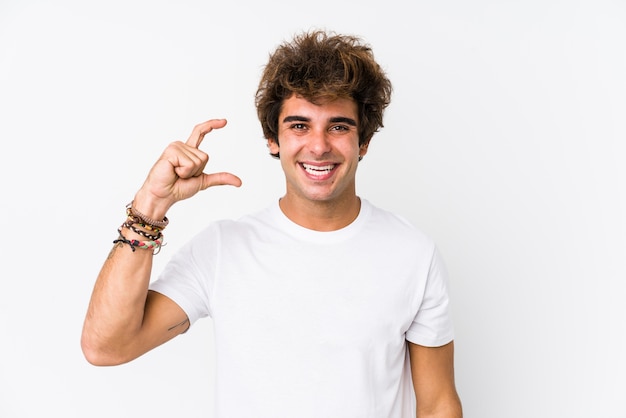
[
  {"xmin": 405, "ymin": 246, "xmax": 455, "ymax": 347},
  {"xmin": 149, "ymin": 227, "xmax": 215, "ymax": 326}
]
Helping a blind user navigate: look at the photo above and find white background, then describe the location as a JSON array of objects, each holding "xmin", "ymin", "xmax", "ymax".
[{"xmin": 1, "ymin": 0, "xmax": 624, "ymax": 417}]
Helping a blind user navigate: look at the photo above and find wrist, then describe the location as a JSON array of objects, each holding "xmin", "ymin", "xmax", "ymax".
[
  {"xmin": 126, "ymin": 202, "xmax": 169, "ymax": 231},
  {"xmin": 132, "ymin": 190, "xmax": 172, "ymax": 222},
  {"xmin": 114, "ymin": 227, "xmax": 164, "ymax": 254}
]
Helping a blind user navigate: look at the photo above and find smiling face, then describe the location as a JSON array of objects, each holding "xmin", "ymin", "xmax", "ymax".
[{"xmin": 268, "ymin": 95, "xmax": 369, "ymax": 217}]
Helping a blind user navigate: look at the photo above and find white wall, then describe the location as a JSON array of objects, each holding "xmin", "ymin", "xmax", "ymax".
[{"xmin": 1, "ymin": 0, "xmax": 624, "ymax": 417}]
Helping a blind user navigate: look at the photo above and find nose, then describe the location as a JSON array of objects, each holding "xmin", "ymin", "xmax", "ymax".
[{"xmin": 307, "ymin": 128, "xmax": 332, "ymax": 156}]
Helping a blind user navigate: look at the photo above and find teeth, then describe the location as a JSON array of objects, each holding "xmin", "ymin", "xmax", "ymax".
[{"xmin": 302, "ymin": 163, "xmax": 335, "ymax": 174}]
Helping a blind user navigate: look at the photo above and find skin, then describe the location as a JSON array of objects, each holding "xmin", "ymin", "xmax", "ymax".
[
  {"xmin": 410, "ymin": 341, "xmax": 463, "ymax": 417},
  {"xmin": 81, "ymin": 119, "xmax": 240, "ymax": 365},
  {"xmin": 268, "ymin": 95, "xmax": 368, "ymax": 231},
  {"xmin": 81, "ymin": 99, "xmax": 462, "ymax": 416}
]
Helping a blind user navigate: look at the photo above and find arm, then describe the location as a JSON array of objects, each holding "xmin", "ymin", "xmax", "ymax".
[
  {"xmin": 81, "ymin": 119, "xmax": 242, "ymax": 366},
  {"xmin": 409, "ymin": 341, "xmax": 463, "ymax": 418}
]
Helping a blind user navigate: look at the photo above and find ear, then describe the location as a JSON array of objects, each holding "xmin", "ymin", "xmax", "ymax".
[
  {"xmin": 267, "ymin": 138, "xmax": 279, "ymax": 155},
  {"xmin": 359, "ymin": 140, "xmax": 370, "ymax": 158}
]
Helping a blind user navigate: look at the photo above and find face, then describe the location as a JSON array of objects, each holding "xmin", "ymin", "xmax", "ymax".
[{"xmin": 268, "ymin": 95, "xmax": 369, "ymax": 206}]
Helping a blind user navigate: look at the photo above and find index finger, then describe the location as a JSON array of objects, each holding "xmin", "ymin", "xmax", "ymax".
[{"xmin": 186, "ymin": 119, "xmax": 228, "ymax": 148}]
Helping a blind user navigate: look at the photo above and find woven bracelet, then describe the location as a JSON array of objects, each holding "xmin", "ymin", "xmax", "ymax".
[
  {"xmin": 114, "ymin": 229, "xmax": 164, "ymax": 254},
  {"xmin": 126, "ymin": 201, "xmax": 169, "ymax": 229},
  {"xmin": 121, "ymin": 221, "xmax": 162, "ymax": 241}
]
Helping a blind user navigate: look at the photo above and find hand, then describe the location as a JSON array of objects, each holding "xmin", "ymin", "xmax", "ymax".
[{"xmin": 134, "ymin": 119, "xmax": 242, "ymax": 217}]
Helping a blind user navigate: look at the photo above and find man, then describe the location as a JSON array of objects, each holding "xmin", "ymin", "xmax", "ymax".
[{"xmin": 81, "ymin": 30, "xmax": 463, "ymax": 417}]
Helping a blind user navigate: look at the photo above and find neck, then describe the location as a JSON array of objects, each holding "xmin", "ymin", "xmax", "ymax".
[{"xmin": 278, "ymin": 195, "xmax": 361, "ymax": 232}]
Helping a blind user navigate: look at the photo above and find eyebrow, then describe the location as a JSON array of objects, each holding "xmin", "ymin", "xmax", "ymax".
[{"xmin": 282, "ymin": 115, "xmax": 357, "ymax": 126}]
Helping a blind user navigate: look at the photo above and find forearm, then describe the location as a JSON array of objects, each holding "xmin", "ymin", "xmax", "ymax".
[{"xmin": 81, "ymin": 222, "xmax": 157, "ymax": 365}]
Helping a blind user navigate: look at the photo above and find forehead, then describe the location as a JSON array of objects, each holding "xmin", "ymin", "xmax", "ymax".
[{"xmin": 280, "ymin": 95, "xmax": 358, "ymax": 121}]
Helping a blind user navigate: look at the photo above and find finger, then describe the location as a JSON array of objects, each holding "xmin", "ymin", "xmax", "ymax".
[
  {"xmin": 186, "ymin": 119, "xmax": 228, "ymax": 149},
  {"xmin": 199, "ymin": 172, "xmax": 243, "ymax": 190},
  {"xmin": 166, "ymin": 142, "xmax": 210, "ymax": 179}
]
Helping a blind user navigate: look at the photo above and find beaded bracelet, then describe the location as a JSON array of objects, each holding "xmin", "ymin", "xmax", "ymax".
[
  {"xmin": 114, "ymin": 229, "xmax": 164, "ymax": 254},
  {"xmin": 121, "ymin": 220, "xmax": 162, "ymax": 241},
  {"xmin": 125, "ymin": 215, "xmax": 163, "ymax": 233},
  {"xmin": 126, "ymin": 201, "xmax": 169, "ymax": 229}
]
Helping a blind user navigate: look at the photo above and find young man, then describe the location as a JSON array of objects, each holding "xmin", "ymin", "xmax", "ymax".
[{"xmin": 81, "ymin": 30, "xmax": 463, "ymax": 417}]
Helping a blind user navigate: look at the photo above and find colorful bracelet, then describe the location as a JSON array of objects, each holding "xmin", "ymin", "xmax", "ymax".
[{"xmin": 113, "ymin": 229, "xmax": 164, "ymax": 254}]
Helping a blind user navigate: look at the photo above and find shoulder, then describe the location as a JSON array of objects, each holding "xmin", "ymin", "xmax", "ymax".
[
  {"xmin": 362, "ymin": 199, "xmax": 435, "ymax": 249},
  {"xmin": 189, "ymin": 204, "xmax": 277, "ymax": 242}
]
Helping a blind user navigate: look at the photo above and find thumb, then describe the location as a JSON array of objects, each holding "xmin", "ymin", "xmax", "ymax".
[{"xmin": 199, "ymin": 172, "xmax": 243, "ymax": 190}]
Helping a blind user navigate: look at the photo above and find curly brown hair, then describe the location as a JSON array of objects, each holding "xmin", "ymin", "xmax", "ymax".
[{"xmin": 255, "ymin": 30, "xmax": 392, "ymax": 148}]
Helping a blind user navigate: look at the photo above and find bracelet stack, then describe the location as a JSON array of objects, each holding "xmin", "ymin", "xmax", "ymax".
[{"xmin": 113, "ymin": 201, "xmax": 168, "ymax": 254}]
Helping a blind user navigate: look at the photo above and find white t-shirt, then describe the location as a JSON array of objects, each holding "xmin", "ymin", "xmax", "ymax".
[{"xmin": 150, "ymin": 198, "xmax": 454, "ymax": 417}]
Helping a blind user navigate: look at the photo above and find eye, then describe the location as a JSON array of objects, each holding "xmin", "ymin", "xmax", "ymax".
[
  {"xmin": 290, "ymin": 123, "xmax": 308, "ymax": 131},
  {"xmin": 330, "ymin": 124, "xmax": 351, "ymax": 133}
]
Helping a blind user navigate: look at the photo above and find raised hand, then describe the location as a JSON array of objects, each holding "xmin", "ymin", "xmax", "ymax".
[{"xmin": 133, "ymin": 119, "xmax": 242, "ymax": 217}]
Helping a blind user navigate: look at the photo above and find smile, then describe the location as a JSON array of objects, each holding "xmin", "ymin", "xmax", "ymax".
[{"xmin": 301, "ymin": 163, "xmax": 337, "ymax": 177}]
